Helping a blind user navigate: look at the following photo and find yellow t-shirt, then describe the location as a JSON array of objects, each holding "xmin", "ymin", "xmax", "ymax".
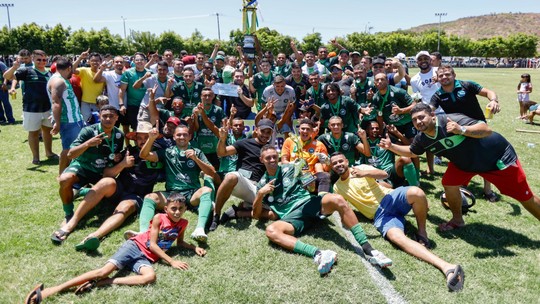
[
  {"xmin": 77, "ymin": 67, "xmax": 104, "ymax": 104},
  {"xmin": 333, "ymin": 164, "xmax": 393, "ymax": 219}
]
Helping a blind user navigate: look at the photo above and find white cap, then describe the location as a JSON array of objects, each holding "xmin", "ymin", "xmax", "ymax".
[
  {"xmin": 415, "ymin": 51, "xmax": 430, "ymax": 60},
  {"xmin": 395, "ymin": 53, "xmax": 406, "ymax": 60}
]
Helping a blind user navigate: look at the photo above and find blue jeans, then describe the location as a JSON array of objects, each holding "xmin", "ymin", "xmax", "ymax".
[{"xmin": 0, "ymin": 91, "xmax": 15, "ymax": 123}]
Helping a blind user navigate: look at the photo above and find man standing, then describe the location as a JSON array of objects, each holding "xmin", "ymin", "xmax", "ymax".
[
  {"xmin": 119, "ymin": 52, "xmax": 150, "ymax": 131},
  {"xmin": 0, "ymin": 60, "xmax": 15, "ymax": 124},
  {"xmin": 3, "ymin": 50, "xmax": 57, "ymax": 165},
  {"xmin": 319, "ymin": 83, "xmax": 361, "ymax": 133},
  {"xmin": 250, "ymin": 58, "xmax": 275, "ymax": 112},
  {"xmin": 261, "ymin": 75, "xmax": 296, "ymax": 133},
  {"xmin": 47, "ymin": 57, "xmax": 85, "ymax": 175},
  {"xmin": 380, "ymin": 103, "xmax": 540, "ymax": 231},
  {"xmin": 171, "ymin": 67, "xmax": 204, "ymax": 117},
  {"xmin": 221, "ymin": 69, "xmax": 254, "ymax": 119},
  {"xmin": 318, "ymin": 116, "xmax": 369, "ymax": 166},
  {"xmin": 410, "ymin": 51, "xmax": 442, "ymax": 175},
  {"xmin": 255, "ymin": 145, "xmax": 393, "ymax": 274},
  {"xmin": 330, "ymin": 152, "xmax": 464, "ymax": 291},
  {"xmin": 430, "ymin": 65, "xmax": 501, "ymax": 201},
  {"xmin": 134, "ymin": 61, "xmax": 173, "ymax": 124},
  {"xmin": 72, "ymin": 50, "xmax": 105, "ymax": 121}
]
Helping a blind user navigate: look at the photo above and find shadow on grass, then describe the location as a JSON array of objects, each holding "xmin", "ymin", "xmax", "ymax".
[{"xmin": 429, "ymin": 214, "xmax": 540, "ymax": 258}]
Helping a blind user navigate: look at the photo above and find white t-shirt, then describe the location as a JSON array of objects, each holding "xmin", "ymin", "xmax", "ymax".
[
  {"xmin": 410, "ymin": 67, "xmax": 443, "ymax": 113},
  {"xmin": 102, "ymin": 70, "xmax": 122, "ymax": 109},
  {"xmin": 261, "ymin": 85, "xmax": 296, "ymax": 116},
  {"xmin": 302, "ymin": 62, "xmax": 328, "ymax": 77}
]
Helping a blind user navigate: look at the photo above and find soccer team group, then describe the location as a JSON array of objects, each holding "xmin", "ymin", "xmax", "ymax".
[{"xmin": 6, "ymin": 43, "xmax": 540, "ymax": 303}]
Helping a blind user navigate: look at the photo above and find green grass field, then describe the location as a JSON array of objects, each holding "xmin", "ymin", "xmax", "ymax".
[{"xmin": 1, "ymin": 68, "xmax": 539, "ymax": 304}]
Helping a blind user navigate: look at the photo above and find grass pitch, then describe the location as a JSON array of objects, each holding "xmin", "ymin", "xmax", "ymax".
[{"xmin": 1, "ymin": 68, "xmax": 539, "ymax": 304}]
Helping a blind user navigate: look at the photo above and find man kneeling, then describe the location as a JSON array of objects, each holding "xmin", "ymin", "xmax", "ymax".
[{"xmin": 253, "ymin": 145, "xmax": 392, "ymax": 275}]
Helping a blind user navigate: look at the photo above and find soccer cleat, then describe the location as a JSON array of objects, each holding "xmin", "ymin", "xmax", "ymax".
[
  {"xmin": 220, "ymin": 205, "xmax": 238, "ymax": 224},
  {"xmin": 314, "ymin": 250, "xmax": 337, "ymax": 275},
  {"xmin": 209, "ymin": 214, "xmax": 220, "ymax": 231},
  {"xmin": 190, "ymin": 227, "xmax": 208, "ymax": 243},
  {"xmin": 368, "ymin": 250, "xmax": 393, "ymax": 268},
  {"xmin": 123, "ymin": 230, "xmax": 138, "ymax": 240}
]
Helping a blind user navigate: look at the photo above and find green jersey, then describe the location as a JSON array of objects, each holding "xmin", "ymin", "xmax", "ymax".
[
  {"xmin": 171, "ymin": 81, "xmax": 204, "ymax": 116},
  {"xmin": 218, "ymin": 133, "xmax": 247, "ymax": 173},
  {"xmin": 194, "ymin": 105, "xmax": 225, "ymax": 154},
  {"xmin": 252, "ymin": 71, "xmax": 275, "ymax": 111},
  {"xmin": 157, "ymin": 145, "xmax": 210, "ymax": 191},
  {"xmin": 353, "ymin": 77, "xmax": 376, "ymax": 122},
  {"xmin": 47, "ymin": 74, "xmax": 84, "ymax": 124},
  {"xmin": 273, "ymin": 63, "xmax": 292, "ymax": 77},
  {"xmin": 371, "ymin": 86, "xmax": 413, "ymax": 127},
  {"xmin": 320, "ymin": 96, "xmax": 360, "ymax": 133},
  {"xmin": 120, "ymin": 68, "xmax": 150, "ymax": 107},
  {"xmin": 305, "ymin": 84, "xmax": 326, "ymax": 107},
  {"xmin": 362, "ymin": 138, "xmax": 394, "ymax": 172},
  {"xmin": 257, "ymin": 164, "xmax": 311, "ymax": 219},
  {"xmin": 70, "ymin": 124, "xmax": 124, "ymax": 174},
  {"xmin": 318, "ymin": 132, "xmax": 360, "ymax": 165}
]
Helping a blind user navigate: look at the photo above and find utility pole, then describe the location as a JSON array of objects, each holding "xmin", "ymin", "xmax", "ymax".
[
  {"xmin": 435, "ymin": 12, "xmax": 447, "ymax": 52},
  {"xmin": 0, "ymin": 3, "xmax": 14, "ymax": 30},
  {"xmin": 121, "ymin": 16, "xmax": 127, "ymax": 40},
  {"xmin": 214, "ymin": 13, "xmax": 221, "ymax": 40}
]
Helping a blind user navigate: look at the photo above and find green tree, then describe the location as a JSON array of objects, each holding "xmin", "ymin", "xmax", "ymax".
[
  {"xmin": 131, "ymin": 31, "xmax": 159, "ymax": 54},
  {"xmin": 43, "ymin": 24, "xmax": 70, "ymax": 55},
  {"xmin": 12, "ymin": 23, "xmax": 46, "ymax": 53},
  {"xmin": 0, "ymin": 26, "xmax": 17, "ymax": 54},
  {"xmin": 301, "ymin": 32, "xmax": 322, "ymax": 53},
  {"xmin": 157, "ymin": 31, "xmax": 185, "ymax": 55},
  {"xmin": 506, "ymin": 33, "xmax": 538, "ymax": 58}
]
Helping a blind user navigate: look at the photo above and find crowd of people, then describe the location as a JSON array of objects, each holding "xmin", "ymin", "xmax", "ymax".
[{"xmin": 5, "ymin": 41, "xmax": 540, "ymax": 303}]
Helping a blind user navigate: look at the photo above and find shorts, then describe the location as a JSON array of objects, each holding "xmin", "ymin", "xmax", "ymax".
[
  {"xmin": 117, "ymin": 112, "xmax": 130, "ymax": 126},
  {"xmin": 108, "ymin": 240, "xmax": 152, "ymax": 274},
  {"xmin": 60, "ymin": 121, "xmax": 85, "ymax": 150},
  {"xmin": 441, "ymin": 160, "xmax": 533, "ymax": 202},
  {"xmin": 63, "ymin": 162, "xmax": 103, "ymax": 186},
  {"xmin": 373, "ymin": 186, "xmax": 412, "ymax": 237},
  {"xmin": 529, "ymin": 104, "xmax": 539, "ymax": 112},
  {"xmin": 518, "ymin": 93, "xmax": 530, "ymax": 103},
  {"xmin": 227, "ymin": 172, "xmax": 258, "ymax": 204},
  {"xmin": 395, "ymin": 122, "xmax": 417, "ymax": 140},
  {"xmin": 22, "ymin": 111, "xmax": 53, "ymax": 131},
  {"xmin": 384, "ymin": 166, "xmax": 405, "ymax": 188},
  {"xmin": 80, "ymin": 102, "xmax": 99, "ymax": 121},
  {"xmin": 280, "ymin": 195, "xmax": 323, "ymax": 236},
  {"xmin": 161, "ymin": 190, "xmax": 197, "ymax": 210},
  {"xmin": 109, "ymin": 182, "xmax": 144, "ymax": 210},
  {"xmin": 205, "ymin": 153, "xmax": 220, "ymax": 171}
]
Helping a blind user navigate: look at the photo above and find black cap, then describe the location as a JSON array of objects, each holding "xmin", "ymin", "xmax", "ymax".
[{"xmin": 257, "ymin": 119, "xmax": 274, "ymax": 130}]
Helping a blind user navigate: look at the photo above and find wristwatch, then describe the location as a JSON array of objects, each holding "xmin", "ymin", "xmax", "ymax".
[
  {"xmin": 460, "ymin": 126, "xmax": 467, "ymax": 135},
  {"xmin": 377, "ymin": 111, "xmax": 383, "ymax": 116}
]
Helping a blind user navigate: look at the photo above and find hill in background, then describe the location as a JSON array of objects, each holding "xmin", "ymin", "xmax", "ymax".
[{"xmin": 407, "ymin": 12, "xmax": 540, "ymax": 39}]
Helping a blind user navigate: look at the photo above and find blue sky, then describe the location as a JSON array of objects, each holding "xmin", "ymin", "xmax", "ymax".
[{"xmin": 3, "ymin": 0, "xmax": 539, "ymax": 42}]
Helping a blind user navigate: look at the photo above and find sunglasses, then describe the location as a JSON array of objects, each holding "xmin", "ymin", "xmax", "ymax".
[{"xmin": 35, "ymin": 59, "xmax": 47, "ymax": 62}]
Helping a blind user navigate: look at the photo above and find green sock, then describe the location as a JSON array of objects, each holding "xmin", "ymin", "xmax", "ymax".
[
  {"xmin": 403, "ymin": 163, "xmax": 419, "ymax": 186},
  {"xmin": 203, "ymin": 175, "xmax": 216, "ymax": 201},
  {"xmin": 62, "ymin": 203, "xmax": 74, "ymax": 217},
  {"xmin": 78, "ymin": 187, "xmax": 90, "ymax": 198},
  {"xmin": 351, "ymin": 223, "xmax": 368, "ymax": 245},
  {"xmin": 197, "ymin": 191, "xmax": 213, "ymax": 229},
  {"xmin": 139, "ymin": 198, "xmax": 157, "ymax": 233},
  {"xmin": 293, "ymin": 240, "xmax": 319, "ymax": 257}
]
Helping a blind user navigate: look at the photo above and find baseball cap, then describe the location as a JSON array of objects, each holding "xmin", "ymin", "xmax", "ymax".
[
  {"xmin": 351, "ymin": 51, "xmax": 361, "ymax": 57},
  {"xmin": 166, "ymin": 116, "xmax": 181, "ymax": 127},
  {"xmin": 257, "ymin": 119, "xmax": 274, "ymax": 130},
  {"xmin": 215, "ymin": 55, "xmax": 225, "ymax": 61},
  {"xmin": 338, "ymin": 49, "xmax": 349, "ymax": 55},
  {"xmin": 372, "ymin": 57, "xmax": 385, "ymax": 65},
  {"xmin": 217, "ymin": 51, "xmax": 226, "ymax": 57},
  {"xmin": 395, "ymin": 53, "xmax": 406, "ymax": 60},
  {"xmin": 126, "ymin": 121, "xmax": 156, "ymax": 140},
  {"xmin": 330, "ymin": 64, "xmax": 342, "ymax": 72},
  {"xmin": 415, "ymin": 51, "xmax": 430, "ymax": 60}
]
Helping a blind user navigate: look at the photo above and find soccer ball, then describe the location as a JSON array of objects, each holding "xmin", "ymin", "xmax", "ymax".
[{"xmin": 440, "ymin": 187, "xmax": 476, "ymax": 214}]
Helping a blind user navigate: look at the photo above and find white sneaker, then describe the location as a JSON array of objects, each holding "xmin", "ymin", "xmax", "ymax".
[
  {"xmin": 190, "ymin": 227, "xmax": 208, "ymax": 243},
  {"xmin": 368, "ymin": 250, "xmax": 392, "ymax": 268},
  {"xmin": 123, "ymin": 230, "xmax": 138, "ymax": 240},
  {"xmin": 314, "ymin": 250, "xmax": 337, "ymax": 275}
]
